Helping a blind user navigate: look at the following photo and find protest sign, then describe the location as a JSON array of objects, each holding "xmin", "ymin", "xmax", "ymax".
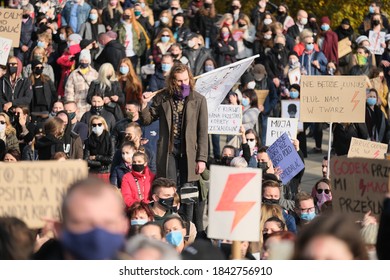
[
  {"xmin": 0, "ymin": 160, "xmax": 88, "ymax": 228},
  {"xmin": 281, "ymin": 100, "xmax": 303, "ymax": 131},
  {"xmin": 195, "ymin": 55, "xmax": 258, "ymax": 112},
  {"xmin": 347, "ymin": 137, "xmax": 388, "ymax": 159},
  {"xmin": 338, "ymin": 37, "xmax": 352, "ymax": 58},
  {"xmin": 0, "ymin": 9, "xmax": 23, "ymax": 48},
  {"xmin": 208, "ymin": 105, "xmax": 242, "ymax": 135},
  {"xmin": 369, "ymin": 30, "xmax": 386, "ymax": 55},
  {"xmin": 255, "ymin": 89, "xmax": 269, "ymax": 106},
  {"xmin": 208, "ymin": 165, "xmax": 261, "ymax": 241},
  {"xmin": 0, "ymin": 37, "xmax": 12, "ymax": 65},
  {"xmin": 266, "ymin": 117, "xmax": 298, "ymax": 146},
  {"xmin": 330, "ymin": 156, "xmax": 390, "ymax": 220},
  {"xmin": 300, "ymin": 76, "xmax": 366, "ymax": 123},
  {"xmin": 288, "ymin": 67, "xmax": 301, "ymax": 85},
  {"xmin": 267, "ymin": 132, "xmax": 305, "ymax": 185}
]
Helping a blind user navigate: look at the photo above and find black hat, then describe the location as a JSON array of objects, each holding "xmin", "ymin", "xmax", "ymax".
[
  {"xmin": 186, "ymin": 32, "xmax": 198, "ymax": 41},
  {"xmin": 181, "ymin": 240, "xmax": 226, "ymax": 260},
  {"xmin": 263, "ymin": 173, "xmax": 282, "ymax": 183},
  {"xmin": 288, "ymin": 51, "xmax": 299, "ymax": 58},
  {"xmin": 289, "ymin": 84, "xmax": 301, "ymax": 92},
  {"xmin": 31, "ymin": 59, "xmax": 43, "ymax": 69},
  {"xmin": 80, "ymin": 39, "xmax": 94, "ymax": 50},
  {"xmin": 341, "ymin": 18, "xmax": 350, "ymax": 26},
  {"xmin": 240, "ymin": 72, "xmax": 255, "ymax": 85}
]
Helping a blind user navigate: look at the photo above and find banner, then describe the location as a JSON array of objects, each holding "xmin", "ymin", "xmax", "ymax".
[
  {"xmin": 265, "ymin": 117, "xmax": 298, "ymax": 146},
  {"xmin": 369, "ymin": 30, "xmax": 386, "ymax": 55},
  {"xmin": 195, "ymin": 55, "xmax": 259, "ymax": 112},
  {"xmin": 266, "ymin": 132, "xmax": 305, "ymax": 185},
  {"xmin": 0, "ymin": 37, "xmax": 12, "ymax": 65},
  {"xmin": 208, "ymin": 165, "xmax": 261, "ymax": 241},
  {"xmin": 0, "ymin": 160, "xmax": 88, "ymax": 228},
  {"xmin": 300, "ymin": 76, "xmax": 366, "ymax": 123},
  {"xmin": 0, "ymin": 9, "xmax": 23, "ymax": 48},
  {"xmin": 208, "ymin": 105, "xmax": 241, "ymax": 135},
  {"xmin": 281, "ymin": 100, "xmax": 303, "ymax": 131},
  {"xmin": 338, "ymin": 37, "xmax": 352, "ymax": 58},
  {"xmin": 347, "ymin": 137, "xmax": 388, "ymax": 159},
  {"xmin": 330, "ymin": 156, "xmax": 390, "ymax": 220}
]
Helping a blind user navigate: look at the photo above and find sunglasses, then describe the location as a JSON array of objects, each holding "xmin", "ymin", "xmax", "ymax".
[
  {"xmin": 35, "ymin": 66, "xmax": 44, "ymax": 69},
  {"xmin": 92, "ymin": 123, "xmax": 103, "ymax": 127},
  {"xmin": 247, "ymin": 138, "xmax": 256, "ymax": 141},
  {"xmin": 317, "ymin": 189, "xmax": 330, "ymax": 194},
  {"xmin": 0, "ymin": 121, "xmax": 5, "ymax": 125},
  {"xmin": 161, "ymin": 35, "xmax": 170, "ymax": 37}
]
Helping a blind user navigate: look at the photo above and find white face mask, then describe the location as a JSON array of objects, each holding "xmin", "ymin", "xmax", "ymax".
[
  {"xmin": 0, "ymin": 123, "xmax": 5, "ymax": 132},
  {"xmin": 160, "ymin": 16, "xmax": 169, "ymax": 24},
  {"xmin": 188, "ymin": 40, "xmax": 195, "ymax": 48},
  {"xmin": 300, "ymin": 18, "xmax": 308, "ymax": 25},
  {"xmin": 263, "ymin": 18, "xmax": 272, "ymax": 25},
  {"xmin": 92, "ymin": 126, "xmax": 104, "ymax": 136},
  {"xmin": 264, "ymin": 34, "xmax": 272, "ymax": 40},
  {"xmin": 248, "ymin": 140, "xmax": 256, "ymax": 149},
  {"xmin": 247, "ymin": 81, "xmax": 256, "ymax": 89}
]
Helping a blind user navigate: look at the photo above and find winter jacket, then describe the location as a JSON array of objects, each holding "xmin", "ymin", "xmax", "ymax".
[
  {"xmin": 36, "ymin": 134, "xmax": 64, "ymax": 160},
  {"xmin": 183, "ymin": 47, "xmax": 213, "ymax": 77},
  {"xmin": 115, "ymin": 21, "xmax": 146, "ymax": 57},
  {"xmin": 214, "ymin": 38, "xmax": 237, "ymax": 67},
  {"xmin": 84, "ymin": 130, "xmax": 115, "ymax": 173},
  {"xmin": 30, "ymin": 77, "xmax": 57, "ymax": 113},
  {"xmin": 0, "ymin": 76, "xmax": 32, "ymax": 112},
  {"xmin": 23, "ymin": 63, "xmax": 55, "ymax": 83},
  {"xmin": 147, "ymin": 68, "xmax": 166, "ymax": 92},
  {"xmin": 121, "ymin": 166, "xmax": 155, "ymax": 207},
  {"xmin": 95, "ymin": 40, "xmax": 126, "ymax": 70},
  {"xmin": 80, "ymin": 109, "xmax": 116, "ymax": 132},
  {"xmin": 299, "ymin": 50, "xmax": 328, "ymax": 76},
  {"xmin": 110, "ymin": 161, "xmax": 131, "ymax": 188}
]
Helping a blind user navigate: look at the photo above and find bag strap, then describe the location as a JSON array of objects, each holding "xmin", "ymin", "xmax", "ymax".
[
  {"xmin": 77, "ymin": 71, "xmax": 91, "ymax": 87},
  {"xmin": 134, "ymin": 177, "xmax": 143, "ymax": 200}
]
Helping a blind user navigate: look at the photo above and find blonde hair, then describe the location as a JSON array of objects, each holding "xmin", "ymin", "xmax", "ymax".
[
  {"xmin": 154, "ymin": 27, "xmax": 175, "ymax": 45},
  {"xmin": 30, "ymin": 47, "xmax": 48, "ymax": 63},
  {"xmin": 216, "ymin": 13, "xmax": 233, "ymax": 29},
  {"xmin": 0, "ymin": 113, "xmax": 16, "ymax": 136},
  {"xmin": 98, "ymin": 63, "xmax": 116, "ymax": 91},
  {"xmin": 159, "ymin": 10, "xmax": 172, "ymax": 27},
  {"xmin": 89, "ymin": 115, "xmax": 109, "ymax": 134},
  {"xmin": 108, "ymin": 0, "xmax": 123, "ymax": 19},
  {"xmin": 259, "ymin": 204, "xmax": 286, "ymax": 247}
]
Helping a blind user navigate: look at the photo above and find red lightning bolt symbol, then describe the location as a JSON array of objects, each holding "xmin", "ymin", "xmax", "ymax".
[
  {"xmin": 373, "ymin": 150, "xmax": 380, "ymax": 158},
  {"xmin": 215, "ymin": 173, "xmax": 257, "ymax": 233},
  {"xmin": 351, "ymin": 91, "xmax": 360, "ymax": 111}
]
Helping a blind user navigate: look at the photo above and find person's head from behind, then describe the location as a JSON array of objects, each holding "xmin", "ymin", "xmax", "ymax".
[
  {"xmin": 121, "ymin": 141, "xmax": 136, "ymax": 165},
  {"xmin": 162, "ymin": 216, "xmax": 187, "ymax": 252},
  {"xmin": 229, "ymin": 156, "xmax": 248, "ymax": 168},
  {"xmin": 44, "ymin": 117, "xmax": 64, "ymax": 139},
  {"xmin": 262, "ymin": 231, "xmax": 295, "ymax": 260},
  {"xmin": 140, "ymin": 222, "xmax": 165, "ymax": 241},
  {"xmin": 3, "ymin": 149, "xmax": 21, "ymax": 162},
  {"xmin": 132, "ymin": 151, "xmax": 148, "ymax": 173},
  {"xmin": 60, "ymin": 178, "xmax": 129, "ymax": 259},
  {"xmin": 295, "ymin": 192, "xmax": 316, "ymax": 223},
  {"xmin": 151, "ymin": 178, "xmax": 176, "ymax": 211},
  {"xmin": 293, "ymin": 214, "xmax": 368, "ymax": 259},
  {"xmin": 262, "ymin": 180, "xmax": 281, "ymax": 204}
]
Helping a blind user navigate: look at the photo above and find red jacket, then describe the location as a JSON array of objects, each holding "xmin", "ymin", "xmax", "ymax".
[{"xmin": 121, "ymin": 166, "xmax": 155, "ymax": 207}]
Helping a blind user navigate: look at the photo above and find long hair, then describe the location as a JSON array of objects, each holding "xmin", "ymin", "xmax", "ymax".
[
  {"xmin": 124, "ymin": 8, "xmax": 140, "ymax": 39},
  {"xmin": 166, "ymin": 63, "xmax": 195, "ymax": 96},
  {"xmin": 199, "ymin": 1, "xmax": 216, "ymax": 18},
  {"xmin": 89, "ymin": 115, "xmax": 109, "ymax": 135},
  {"xmin": 0, "ymin": 113, "xmax": 16, "ymax": 136},
  {"xmin": 97, "ymin": 63, "xmax": 116, "ymax": 91},
  {"xmin": 28, "ymin": 62, "xmax": 50, "ymax": 84},
  {"xmin": 108, "ymin": 0, "xmax": 123, "ymax": 19},
  {"xmin": 118, "ymin": 58, "xmax": 143, "ymax": 104},
  {"xmin": 43, "ymin": 117, "xmax": 64, "ymax": 139},
  {"xmin": 30, "ymin": 47, "xmax": 48, "ymax": 64},
  {"xmin": 153, "ymin": 27, "xmax": 175, "ymax": 45},
  {"xmin": 7, "ymin": 56, "xmax": 23, "ymax": 78}
]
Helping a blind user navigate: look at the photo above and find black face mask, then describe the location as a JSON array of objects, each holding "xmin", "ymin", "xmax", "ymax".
[
  {"xmin": 262, "ymin": 197, "xmax": 280, "ymax": 205},
  {"xmin": 231, "ymin": 5, "xmax": 239, "ymax": 10},
  {"xmin": 79, "ymin": 62, "xmax": 89, "ymax": 69},
  {"xmin": 132, "ymin": 163, "xmax": 145, "ymax": 173},
  {"xmin": 91, "ymin": 105, "xmax": 104, "ymax": 114},
  {"xmin": 372, "ymin": 20, "xmax": 380, "ymax": 26},
  {"xmin": 8, "ymin": 66, "xmax": 17, "ymax": 75},
  {"xmin": 238, "ymin": 23, "xmax": 246, "ymax": 28},
  {"xmin": 204, "ymin": 3, "xmax": 211, "ymax": 8},
  {"xmin": 34, "ymin": 68, "xmax": 43, "ymax": 75},
  {"xmin": 274, "ymin": 43, "xmax": 284, "ymax": 51},
  {"xmin": 22, "ymin": 14, "xmax": 30, "ymax": 19},
  {"xmin": 158, "ymin": 197, "xmax": 174, "ymax": 210},
  {"xmin": 220, "ymin": 243, "xmax": 232, "ymax": 259},
  {"xmin": 123, "ymin": 15, "xmax": 131, "ymax": 20},
  {"xmin": 277, "ymin": 10, "xmax": 285, "ymax": 16},
  {"xmin": 257, "ymin": 161, "xmax": 269, "ymax": 172},
  {"xmin": 125, "ymin": 111, "xmax": 133, "ymax": 120},
  {"xmin": 220, "ymin": 156, "xmax": 234, "ymax": 166},
  {"xmin": 171, "ymin": 53, "xmax": 179, "ymax": 59}
]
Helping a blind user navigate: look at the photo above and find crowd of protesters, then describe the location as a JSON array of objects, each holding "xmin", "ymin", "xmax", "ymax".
[{"xmin": 1, "ymin": 0, "xmax": 390, "ymax": 260}]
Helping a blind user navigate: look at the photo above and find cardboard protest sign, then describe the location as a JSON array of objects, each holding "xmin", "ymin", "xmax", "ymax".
[
  {"xmin": 0, "ymin": 37, "xmax": 12, "ymax": 65},
  {"xmin": 208, "ymin": 105, "xmax": 242, "ymax": 135},
  {"xmin": 208, "ymin": 165, "xmax": 261, "ymax": 241},
  {"xmin": 0, "ymin": 9, "xmax": 23, "ymax": 48},
  {"xmin": 255, "ymin": 89, "xmax": 269, "ymax": 106},
  {"xmin": 266, "ymin": 117, "xmax": 298, "ymax": 146},
  {"xmin": 195, "ymin": 55, "xmax": 258, "ymax": 112},
  {"xmin": 0, "ymin": 160, "xmax": 88, "ymax": 228},
  {"xmin": 369, "ymin": 30, "xmax": 386, "ymax": 55},
  {"xmin": 288, "ymin": 67, "xmax": 301, "ymax": 85},
  {"xmin": 267, "ymin": 132, "xmax": 305, "ymax": 185},
  {"xmin": 281, "ymin": 100, "xmax": 303, "ymax": 131},
  {"xmin": 347, "ymin": 137, "xmax": 388, "ymax": 159},
  {"xmin": 300, "ymin": 76, "xmax": 366, "ymax": 123},
  {"xmin": 330, "ymin": 156, "xmax": 390, "ymax": 220},
  {"xmin": 338, "ymin": 37, "xmax": 352, "ymax": 58}
]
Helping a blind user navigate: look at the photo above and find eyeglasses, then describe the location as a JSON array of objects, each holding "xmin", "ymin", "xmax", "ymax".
[
  {"xmin": 317, "ymin": 189, "xmax": 330, "ymax": 194},
  {"xmin": 0, "ymin": 121, "xmax": 5, "ymax": 125},
  {"xmin": 92, "ymin": 123, "xmax": 103, "ymax": 127},
  {"xmin": 247, "ymin": 138, "xmax": 256, "ymax": 141}
]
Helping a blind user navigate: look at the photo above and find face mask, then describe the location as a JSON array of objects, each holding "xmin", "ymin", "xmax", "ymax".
[
  {"xmin": 0, "ymin": 123, "xmax": 5, "ymax": 132},
  {"xmin": 171, "ymin": 53, "xmax": 179, "ymax": 59},
  {"xmin": 80, "ymin": 62, "xmax": 89, "ymax": 69},
  {"xmin": 357, "ymin": 54, "xmax": 368, "ymax": 66},
  {"xmin": 316, "ymin": 192, "xmax": 332, "ymax": 210},
  {"xmin": 221, "ymin": 156, "xmax": 234, "ymax": 166},
  {"xmin": 372, "ymin": 20, "xmax": 380, "ymax": 26},
  {"xmin": 165, "ymin": 231, "xmax": 183, "ymax": 247},
  {"xmin": 305, "ymin": 43, "xmax": 314, "ymax": 51},
  {"xmin": 263, "ymin": 18, "xmax": 272, "ymax": 25},
  {"xmin": 161, "ymin": 36, "xmax": 170, "ymax": 43},
  {"xmin": 120, "ymin": 66, "xmax": 129, "ymax": 75},
  {"xmin": 92, "ymin": 126, "xmax": 104, "ymax": 136},
  {"xmin": 34, "ymin": 55, "xmax": 43, "ymax": 62},
  {"xmin": 264, "ymin": 34, "xmax": 272, "ymax": 40},
  {"xmin": 275, "ymin": 43, "xmax": 284, "ymax": 51},
  {"xmin": 59, "ymin": 33, "xmax": 66, "ymax": 41},
  {"xmin": 37, "ymin": 41, "xmax": 45, "ymax": 48},
  {"xmin": 231, "ymin": 5, "xmax": 239, "ymax": 10},
  {"xmin": 68, "ymin": 112, "xmax": 76, "ymax": 120},
  {"xmin": 248, "ymin": 140, "xmax": 256, "ymax": 149},
  {"xmin": 123, "ymin": 15, "xmax": 131, "ymax": 20},
  {"xmin": 34, "ymin": 67, "xmax": 43, "ymax": 75},
  {"xmin": 290, "ymin": 90, "xmax": 299, "ymax": 99},
  {"xmin": 22, "ymin": 14, "xmax": 29, "ymax": 19},
  {"xmin": 9, "ymin": 66, "xmax": 17, "ymax": 75},
  {"xmin": 289, "ymin": 59, "xmax": 298, "ymax": 67},
  {"xmin": 161, "ymin": 63, "xmax": 172, "ymax": 72},
  {"xmin": 241, "ymin": 98, "xmax": 249, "ymax": 107},
  {"xmin": 92, "ymin": 105, "xmax": 104, "ymax": 114},
  {"xmin": 367, "ymin": 97, "xmax": 377, "ymax": 106},
  {"xmin": 61, "ymin": 228, "xmax": 124, "ymax": 260},
  {"xmin": 130, "ymin": 219, "xmax": 148, "ymax": 226},
  {"xmin": 187, "ymin": 40, "xmax": 196, "ymax": 48},
  {"xmin": 369, "ymin": 6, "xmax": 375, "ymax": 14},
  {"xmin": 110, "ymin": 0, "xmax": 117, "ymax": 6},
  {"xmin": 132, "ymin": 163, "xmax": 145, "ymax": 173},
  {"xmin": 247, "ymin": 81, "xmax": 256, "ymax": 89},
  {"xmin": 180, "ymin": 84, "xmax": 191, "ymax": 98},
  {"xmin": 300, "ymin": 211, "xmax": 316, "ymax": 221},
  {"xmin": 222, "ymin": 32, "xmax": 230, "ymax": 39},
  {"xmin": 204, "ymin": 3, "xmax": 211, "ymax": 8},
  {"xmin": 89, "ymin": 14, "xmax": 98, "ymax": 21},
  {"xmin": 205, "ymin": 65, "xmax": 214, "ymax": 72},
  {"xmin": 158, "ymin": 197, "xmax": 174, "ymax": 210},
  {"xmin": 160, "ymin": 16, "xmax": 169, "ymax": 24},
  {"xmin": 257, "ymin": 161, "xmax": 269, "ymax": 172},
  {"xmin": 278, "ymin": 10, "xmax": 285, "ymax": 15},
  {"xmin": 238, "ymin": 23, "xmax": 246, "ymax": 28},
  {"xmin": 134, "ymin": 10, "xmax": 142, "ymax": 17},
  {"xmin": 262, "ymin": 197, "xmax": 280, "ymax": 205},
  {"xmin": 321, "ymin": 24, "xmax": 330, "ymax": 31},
  {"xmin": 300, "ymin": 18, "xmax": 308, "ymax": 25},
  {"xmin": 328, "ymin": 68, "xmax": 335, "ymax": 75}
]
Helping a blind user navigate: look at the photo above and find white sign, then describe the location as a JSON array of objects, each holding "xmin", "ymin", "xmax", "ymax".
[
  {"xmin": 281, "ymin": 100, "xmax": 303, "ymax": 131},
  {"xmin": 0, "ymin": 37, "xmax": 12, "ymax": 65},
  {"xmin": 208, "ymin": 105, "xmax": 242, "ymax": 135},
  {"xmin": 369, "ymin": 30, "xmax": 386, "ymax": 55},
  {"xmin": 195, "ymin": 55, "xmax": 258, "ymax": 112},
  {"xmin": 208, "ymin": 165, "xmax": 261, "ymax": 241},
  {"xmin": 266, "ymin": 117, "xmax": 298, "ymax": 146}
]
